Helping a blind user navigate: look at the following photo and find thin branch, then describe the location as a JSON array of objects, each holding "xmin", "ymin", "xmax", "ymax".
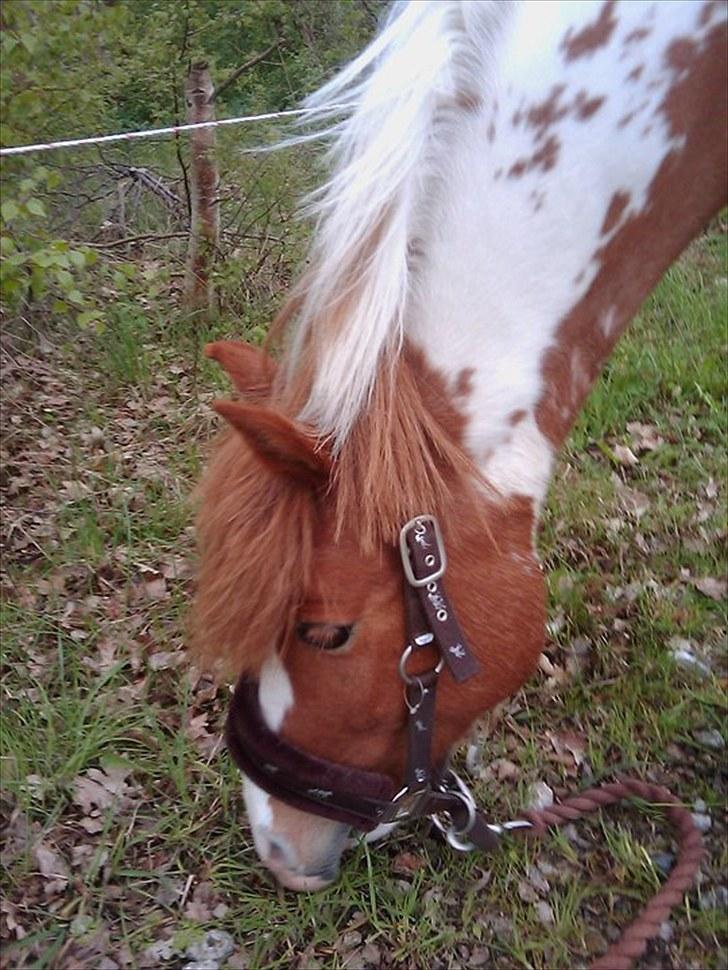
[
  {"xmin": 211, "ymin": 40, "xmax": 282, "ymax": 103},
  {"xmin": 172, "ymin": 70, "xmax": 192, "ymax": 221},
  {"xmin": 85, "ymin": 232, "xmax": 189, "ymax": 249}
]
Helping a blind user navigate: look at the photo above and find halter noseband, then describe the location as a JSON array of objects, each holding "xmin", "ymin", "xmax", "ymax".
[{"xmin": 226, "ymin": 515, "xmax": 527, "ymax": 851}]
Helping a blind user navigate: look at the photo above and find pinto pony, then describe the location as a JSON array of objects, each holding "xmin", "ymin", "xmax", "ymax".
[{"xmin": 194, "ymin": 0, "xmax": 727, "ymax": 890}]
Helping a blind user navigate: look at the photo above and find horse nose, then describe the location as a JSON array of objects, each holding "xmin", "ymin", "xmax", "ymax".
[{"xmin": 259, "ymin": 828, "xmax": 339, "ymax": 891}]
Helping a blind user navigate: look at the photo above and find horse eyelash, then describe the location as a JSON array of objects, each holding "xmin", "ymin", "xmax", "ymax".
[{"xmin": 296, "ymin": 622, "xmax": 353, "ymax": 651}]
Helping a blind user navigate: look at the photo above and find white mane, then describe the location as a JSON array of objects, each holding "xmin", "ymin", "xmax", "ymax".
[{"xmin": 283, "ymin": 0, "xmax": 506, "ymax": 449}]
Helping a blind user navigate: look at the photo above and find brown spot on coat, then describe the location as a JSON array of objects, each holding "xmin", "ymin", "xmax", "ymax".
[
  {"xmin": 527, "ymin": 85, "xmax": 567, "ymax": 137},
  {"xmin": 575, "ymin": 92, "xmax": 605, "ymax": 120},
  {"xmin": 454, "ymin": 368, "xmax": 475, "ymax": 399},
  {"xmin": 562, "ymin": 0, "xmax": 618, "ymax": 61},
  {"xmin": 627, "ymin": 64, "xmax": 644, "ymax": 82},
  {"xmin": 508, "ymin": 409, "xmax": 527, "ymax": 426},
  {"xmin": 601, "ymin": 191, "xmax": 631, "ymax": 236},
  {"xmin": 508, "ymin": 136, "xmax": 561, "ymax": 178},
  {"xmin": 624, "ymin": 27, "xmax": 651, "ymax": 45}
]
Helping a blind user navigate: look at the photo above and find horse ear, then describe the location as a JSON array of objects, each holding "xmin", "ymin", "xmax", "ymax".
[
  {"xmin": 205, "ymin": 341, "xmax": 276, "ymax": 399},
  {"xmin": 212, "ymin": 400, "xmax": 331, "ymax": 487}
]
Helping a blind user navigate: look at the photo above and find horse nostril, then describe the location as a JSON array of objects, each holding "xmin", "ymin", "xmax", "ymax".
[{"xmin": 266, "ymin": 833, "xmax": 294, "ymax": 869}]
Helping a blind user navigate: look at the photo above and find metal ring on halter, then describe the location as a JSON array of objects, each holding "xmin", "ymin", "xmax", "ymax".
[
  {"xmin": 429, "ymin": 769, "xmax": 478, "ymax": 851},
  {"xmin": 403, "ymin": 678, "xmax": 427, "ymax": 715},
  {"xmin": 429, "ymin": 792, "xmax": 477, "ymax": 852},
  {"xmin": 399, "ymin": 643, "xmax": 444, "ymax": 685}
]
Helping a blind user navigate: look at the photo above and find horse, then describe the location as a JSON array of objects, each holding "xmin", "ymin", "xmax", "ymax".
[{"xmin": 194, "ymin": 0, "xmax": 727, "ymax": 892}]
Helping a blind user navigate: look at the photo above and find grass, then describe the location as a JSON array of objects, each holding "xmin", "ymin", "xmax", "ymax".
[{"xmin": 1, "ymin": 223, "xmax": 726, "ymax": 969}]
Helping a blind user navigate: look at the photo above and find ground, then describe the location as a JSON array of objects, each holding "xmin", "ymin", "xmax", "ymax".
[{"xmin": 1, "ymin": 223, "xmax": 726, "ymax": 969}]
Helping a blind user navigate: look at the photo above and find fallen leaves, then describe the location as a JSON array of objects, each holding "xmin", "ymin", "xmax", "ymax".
[
  {"xmin": 612, "ymin": 444, "xmax": 639, "ymax": 467},
  {"xmin": 545, "ymin": 730, "xmax": 589, "ymax": 776},
  {"xmin": 32, "ymin": 842, "xmax": 69, "ymax": 895},
  {"xmin": 612, "ymin": 476, "xmax": 651, "ymax": 520},
  {"xmin": 72, "ymin": 760, "xmax": 138, "ymax": 837},
  {"xmin": 183, "ymin": 880, "xmax": 229, "ymax": 922},
  {"xmin": 392, "ymin": 851, "xmax": 427, "ymax": 876},
  {"xmin": 692, "ymin": 576, "xmax": 727, "ymax": 601},
  {"xmin": 626, "ymin": 421, "xmax": 665, "ymax": 453}
]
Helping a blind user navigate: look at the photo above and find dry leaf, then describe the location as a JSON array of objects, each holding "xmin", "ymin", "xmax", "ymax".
[
  {"xmin": 186, "ymin": 712, "xmax": 219, "ymax": 757},
  {"xmin": 143, "ymin": 576, "xmax": 168, "ymax": 601},
  {"xmin": 535, "ymin": 901, "xmax": 555, "ymax": 925},
  {"xmin": 613, "ymin": 444, "xmax": 639, "ymax": 466},
  {"xmin": 148, "ymin": 651, "xmax": 179, "ymax": 671},
  {"xmin": 393, "ymin": 851, "xmax": 426, "ymax": 875},
  {"xmin": 546, "ymin": 730, "xmax": 587, "ymax": 774},
  {"xmin": 517, "ymin": 880, "xmax": 539, "ymax": 903},
  {"xmin": 73, "ymin": 764, "xmax": 133, "ymax": 814},
  {"xmin": 615, "ymin": 482, "xmax": 650, "ymax": 519},
  {"xmin": 33, "ymin": 843, "xmax": 69, "ymax": 893},
  {"xmin": 488, "ymin": 758, "xmax": 519, "ymax": 782},
  {"xmin": 692, "ymin": 577, "xmax": 727, "ymax": 601},
  {"xmin": 184, "ymin": 881, "xmax": 223, "ymax": 922},
  {"xmin": 627, "ymin": 421, "xmax": 664, "ymax": 452}
]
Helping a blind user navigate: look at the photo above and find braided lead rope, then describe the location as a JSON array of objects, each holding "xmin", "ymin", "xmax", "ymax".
[{"xmin": 520, "ymin": 778, "xmax": 704, "ymax": 970}]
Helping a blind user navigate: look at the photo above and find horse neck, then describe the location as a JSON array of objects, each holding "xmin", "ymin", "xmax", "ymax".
[{"xmin": 407, "ymin": 0, "xmax": 726, "ymax": 507}]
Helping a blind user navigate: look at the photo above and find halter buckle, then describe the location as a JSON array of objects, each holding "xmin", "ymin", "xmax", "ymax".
[{"xmin": 399, "ymin": 515, "xmax": 447, "ymax": 587}]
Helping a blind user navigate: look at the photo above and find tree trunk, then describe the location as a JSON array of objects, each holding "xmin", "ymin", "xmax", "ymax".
[{"xmin": 183, "ymin": 62, "xmax": 219, "ymax": 311}]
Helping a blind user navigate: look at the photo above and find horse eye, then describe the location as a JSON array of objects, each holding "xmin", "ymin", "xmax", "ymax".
[{"xmin": 296, "ymin": 623, "xmax": 353, "ymax": 651}]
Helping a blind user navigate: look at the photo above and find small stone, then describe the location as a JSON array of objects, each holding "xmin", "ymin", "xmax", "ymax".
[
  {"xmin": 535, "ymin": 901, "xmax": 554, "ymax": 925},
  {"xmin": 359, "ymin": 943, "xmax": 381, "ymax": 966},
  {"xmin": 526, "ymin": 864, "xmax": 550, "ymax": 895},
  {"xmin": 469, "ymin": 948, "xmax": 490, "ymax": 967},
  {"xmin": 339, "ymin": 931, "xmax": 362, "ymax": 950},
  {"xmin": 651, "ymin": 852, "xmax": 675, "ymax": 875},
  {"xmin": 584, "ymin": 927, "xmax": 608, "ymax": 953},
  {"xmin": 225, "ymin": 949, "xmax": 251, "ymax": 970},
  {"xmin": 518, "ymin": 880, "xmax": 539, "ymax": 903},
  {"xmin": 694, "ymin": 729, "xmax": 724, "ymax": 750},
  {"xmin": 699, "ymin": 886, "xmax": 728, "ymax": 911},
  {"xmin": 570, "ymin": 637, "xmax": 591, "ymax": 656},
  {"xmin": 691, "ymin": 813, "xmax": 712, "ymax": 833},
  {"xmin": 144, "ymin": 940, "xmax": 177, "ymax": 962},
  {"xmin": 526, "ymin": 781, "xmax": 554, "ymax": 811},
  {"xmin": 185, "ymin": 929, "xmax": 235, "ymax": 966},
  {"xmin": 659, "ymin": 921, "xmax": 674, "ymax": 943},
  {"xmin": 669, "ymin": 642, "xmax": 711, "ymax": 678},
  {"xmin": 465, "ymin": 743, "xmax": 482, "ymax": 773},
  {"xmin": 693, "ymin": 799, "xmax": 707, "ymax": 814},
  {"xmin": 70, "ymin": 914, "xmax": 95, "ymax": 937}
]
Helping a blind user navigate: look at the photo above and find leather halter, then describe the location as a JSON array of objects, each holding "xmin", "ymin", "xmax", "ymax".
[{"xmin": 226, "ymin": 516, "xmax": 526, "ymax": 851}]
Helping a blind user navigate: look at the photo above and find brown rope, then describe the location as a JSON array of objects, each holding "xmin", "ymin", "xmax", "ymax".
[{"xmin": 520, "ymin": 778, "xmax": 704, "ymax": 970}]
